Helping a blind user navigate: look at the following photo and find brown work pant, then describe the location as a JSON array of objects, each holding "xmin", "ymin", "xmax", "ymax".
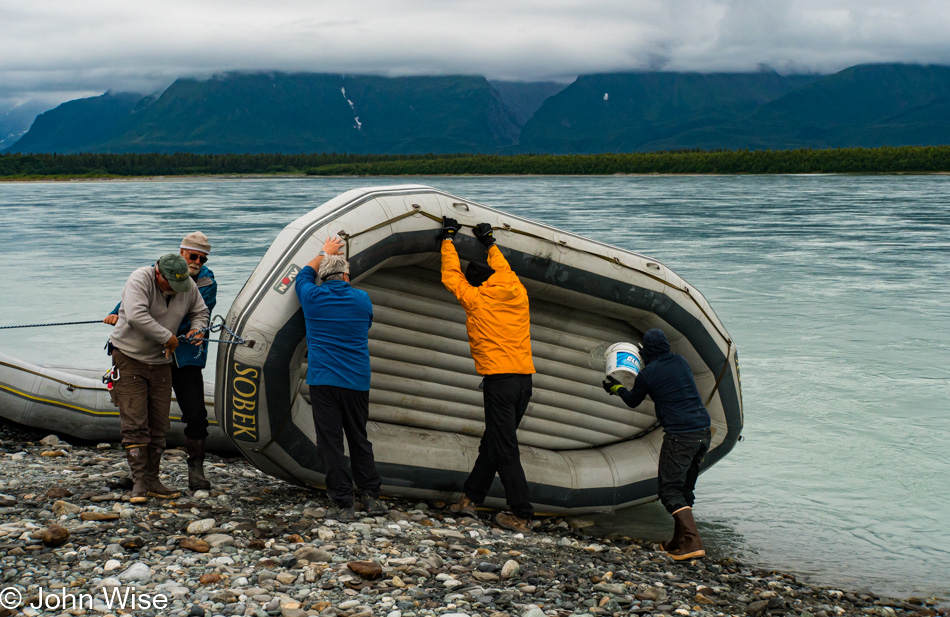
[{"xmin": 111, "ymin": 349, "xmax": 172, "ymax": 448}]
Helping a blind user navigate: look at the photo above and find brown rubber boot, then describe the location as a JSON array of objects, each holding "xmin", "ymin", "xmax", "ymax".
[
  {"xmin": 448, "ymin": 494, "xmax": 477, "ymax": 518},
  {"xmin": 659, "ymin": 510, "xmax": 686, "ymax": 552},
  {"xmin": 145, "ymin": 445, "xmax": 180, "ymax": 499},
  {"xmin": 186, "ymin": 438, "xmax": 211, "ymax": 490},
  {"xmin": 125, "ymin": 445, "xmax": 149, "ymax": 505},
  {"xmin": 666, "ymin": 506, "xmax": 705, "ymax": 560}
]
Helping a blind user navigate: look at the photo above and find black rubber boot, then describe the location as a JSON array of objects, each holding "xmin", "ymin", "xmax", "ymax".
[{"xmin": 186, "ymin": 438, "xmax": 211, "ymax": 490}]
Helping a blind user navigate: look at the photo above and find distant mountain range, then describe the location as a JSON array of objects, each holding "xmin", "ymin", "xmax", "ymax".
[
  {"xmin": 0, "ymin": 100, "xmax": 55, "ymax": 151},
  {"xmin": 7, "ymin": 63, "xmax": 950, "ymax": 154}
]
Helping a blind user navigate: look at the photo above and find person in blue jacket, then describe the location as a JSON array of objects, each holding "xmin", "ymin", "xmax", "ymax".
[
  {"xmin": 603, "ymin": 328, "xmax": 711, "ymax": 560},
  {"xmin": 105, "ymin": 232, "xmax": 217, "ymax": 490},
  {"xmin": 295, "ymin": 236, "xmax": 385, "ymax": 521}
]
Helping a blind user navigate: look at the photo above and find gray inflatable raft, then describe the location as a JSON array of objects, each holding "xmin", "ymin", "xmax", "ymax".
[
  {"xmin": 217, "ymin": 184, "xmax": 743, "ymax": 514},
  {"xmin": 0, "ymin": 352, "xmax": 233, "ymax": 451}
]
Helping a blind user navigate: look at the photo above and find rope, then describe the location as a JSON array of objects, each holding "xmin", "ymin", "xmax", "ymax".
[
  {"xmin": 178, "ymin": 314, "xmax": 254, "ymax": 347},
  {"xmin": 1, "ymin": 315, "xmax": 253, "ymax": 347},
  {"xmin": 0, "ymin": 320, "xmax": 103, "ymax": 330}
]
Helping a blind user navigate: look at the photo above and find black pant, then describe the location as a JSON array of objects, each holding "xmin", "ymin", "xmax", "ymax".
[
  {"xmin": 171, "ymin": 365, "xmax": 208, "ymax": 440},
  {"xmin": 309, "ymin": 385, "xmax": 382, "ymax": 507},
  {"xmin": 464, "ymin": 374, "xmax": 534, "ymax": 520},
  {"xmin": 657, "ymin": 428, "xmax": 711, "ymax": 513}
]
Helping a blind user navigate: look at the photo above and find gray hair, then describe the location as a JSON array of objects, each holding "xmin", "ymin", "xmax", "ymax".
[{"xmin": 318, "ymin": 254, "xmax": 350, "ymax": 282}]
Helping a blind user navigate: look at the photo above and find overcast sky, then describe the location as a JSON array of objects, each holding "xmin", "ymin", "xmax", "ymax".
[{"xmin": 4, "ymin": 0, "xmax": 950, "ymax": 109}]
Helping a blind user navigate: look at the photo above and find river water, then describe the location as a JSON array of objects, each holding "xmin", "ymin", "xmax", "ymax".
[{"xmin": 0, "ymin": 176, "xmax": 947, "ymax": 600}]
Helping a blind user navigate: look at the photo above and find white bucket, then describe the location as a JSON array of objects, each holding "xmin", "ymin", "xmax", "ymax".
[{"xmin": 605, "ymin": 342, "xmax": 643, "ymax": 388}]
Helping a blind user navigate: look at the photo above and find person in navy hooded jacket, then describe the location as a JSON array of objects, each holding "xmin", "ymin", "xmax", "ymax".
[
  {"xmin": 603, "ymin": 328, "xmax": 711, "ymax": 560},
  {"xmin": 105, "ymin": 232, "xmax": 217, "ymax": 491}
]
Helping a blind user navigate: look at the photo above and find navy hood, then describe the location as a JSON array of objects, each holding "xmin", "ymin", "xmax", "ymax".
[{"xmin": 641, "ymin": 328, "xmax": 671, "ymax": 364}]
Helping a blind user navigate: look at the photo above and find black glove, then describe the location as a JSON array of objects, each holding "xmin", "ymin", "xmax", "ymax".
[
  {"xmin": 473, "ymin": 222, "xmax": 496, "ymax": 247},
  {"xmin": 439, "ymin": 216, "xmax": 461, "ymax": 241},
  {"xmin": 602, "ymin": 376, "xmax": 624, "ymax": 396}
]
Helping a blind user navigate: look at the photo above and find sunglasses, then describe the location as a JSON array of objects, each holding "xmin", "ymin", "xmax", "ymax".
[{"xmin": 187, "ymin": 252, "xmax": 209, "ymax": 264}]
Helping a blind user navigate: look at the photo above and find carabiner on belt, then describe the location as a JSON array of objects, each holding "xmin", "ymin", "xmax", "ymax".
[{"xmin": 101, "ymin": 366, "xmax": 120, "ymax": 390}]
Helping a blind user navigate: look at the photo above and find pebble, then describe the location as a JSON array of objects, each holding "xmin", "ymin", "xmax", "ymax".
[
  {"xmin": 348, "ymin": 560, "xmax": 383, "ymax": 579},
  {"xmin": 186, "ymin": 517, "xmax": 216, "ymax": 534},
  {"xmin": 118, "ymin": 561, "xmax": 152, "ymax": 581},
  {"xmin": 34, "ymin": 522, "xmax": 69, "ymax": 546},
  {"xmin": 500, "ymin": 558, "xmax": 520, "ymax": 580},
  {"xmin": 0, "ymin": 421, "xmax": 941, "ymax": 617},
  {"xmin": 80, "ymin": 510, "xmax": 119, "ymax": 521},
  {"xmin": 180, "ymin": 537, "xmax": 211, "ymax": 552}
]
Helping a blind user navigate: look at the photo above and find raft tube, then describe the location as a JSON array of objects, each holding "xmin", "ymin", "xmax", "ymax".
[
  {"xmin": 216, "ymin": 184, "xmax": 743, "ymax": 514},
  {"xmin": 0, "ymin": 351, "xmax": 233, "ymax": 451}
]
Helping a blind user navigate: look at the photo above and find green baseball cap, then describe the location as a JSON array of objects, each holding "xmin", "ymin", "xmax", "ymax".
[{"xmin": 157, "ymin": 253, "xmax": 194, "ymax": 293}]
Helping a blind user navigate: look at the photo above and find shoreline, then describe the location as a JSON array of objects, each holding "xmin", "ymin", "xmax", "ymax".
[
  {"xmin": 3, "ymin": 170, "xmax": 950, "ymax": 183},
  {"xmin": 1, "ymin": 418, "xmax": 946, "ymax": 617},
  {"xmin": 3, "ymin": 146, "xmax": 950, "ymax": 178}
]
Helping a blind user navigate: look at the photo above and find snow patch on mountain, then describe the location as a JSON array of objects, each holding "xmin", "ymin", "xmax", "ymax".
[{"xmin": 340, "ymin": 86, "xmax": 362, "ymax": 131}]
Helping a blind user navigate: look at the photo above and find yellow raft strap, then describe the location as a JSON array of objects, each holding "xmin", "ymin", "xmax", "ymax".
[{"xmin": 343, "ymin": 210, "xmax": 729, "ymax": 345}]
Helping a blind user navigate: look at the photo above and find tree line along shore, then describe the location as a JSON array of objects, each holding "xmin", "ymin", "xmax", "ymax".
[{"xmin": 1, "ymin": 146, "xmax": 949, "ymax": 179}]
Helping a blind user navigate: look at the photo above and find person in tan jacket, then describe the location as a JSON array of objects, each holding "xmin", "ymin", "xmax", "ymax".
[
  {"xmin": 440, "ymin": 216, "xmax": 535, "ymax": 534},
  {"xmin": 108, "ymin": 253, "xmax": 209, "ymax": 504}
]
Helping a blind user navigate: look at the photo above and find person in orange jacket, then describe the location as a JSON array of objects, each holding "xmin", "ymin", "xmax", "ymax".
[{"xmin": 439, "ymin": 216, "xmax": 536, "ymax": 534}]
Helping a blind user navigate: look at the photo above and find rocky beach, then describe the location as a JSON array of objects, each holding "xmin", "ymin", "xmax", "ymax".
[{"xmin": 0, "ymin": 418, "xmax": 945, "ymax": 617}]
